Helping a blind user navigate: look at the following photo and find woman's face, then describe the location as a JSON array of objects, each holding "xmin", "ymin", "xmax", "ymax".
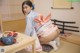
[{"xmin": 23, "ymin": 4, "xmax": 32, "ymax": 14}]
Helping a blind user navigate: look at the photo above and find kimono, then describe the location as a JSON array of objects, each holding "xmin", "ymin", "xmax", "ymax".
[
  {"xmin": 25, "ymin": 10, "xmax": 42, "ymax": 51},
  {"xmin": 34, "ymin": 13, "xmax": 58, "ymax": 38},
  {"xmin": 25, "ymin": 10, "xmax": 59, "ymax": 51},
  {"xmin": 33, "ymin": 13, "xmax": 60, "ymax": 51}
]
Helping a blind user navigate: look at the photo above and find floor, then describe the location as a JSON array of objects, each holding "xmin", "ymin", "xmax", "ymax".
[{"xmin": 18, "ymin": 40, "xmax": 80, "ymax": 53}]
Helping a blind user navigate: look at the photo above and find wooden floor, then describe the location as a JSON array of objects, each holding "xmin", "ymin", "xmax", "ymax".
[{"xmin": 60, "ymin": 34, "xmax": 80, "ymax": 46}]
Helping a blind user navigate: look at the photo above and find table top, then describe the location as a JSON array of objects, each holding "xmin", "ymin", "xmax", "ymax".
[{"xmin": 0, "ymin": 32, "xmax": 36, "ymax": 53}]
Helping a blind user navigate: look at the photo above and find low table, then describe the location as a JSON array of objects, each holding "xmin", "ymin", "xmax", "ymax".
[{"xmin": 0, "ymin": 32, "xmax": 36, "ymax": 53}]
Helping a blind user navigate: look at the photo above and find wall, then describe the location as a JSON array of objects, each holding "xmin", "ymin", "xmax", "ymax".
[
  {"xmin": 0, "ymin": 0, "xmax": 26, "ymax": 32},
  {"xmin": 0, "ymin": 0, "xmax": 25, "ymax": 21},
  {"xmin": 34, "ymin": 0, "xmax": 80, "ymax": 35}
]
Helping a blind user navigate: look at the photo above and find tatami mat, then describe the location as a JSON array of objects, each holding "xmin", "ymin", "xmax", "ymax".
[{"xmin": 18, "ymin": 40, "xmax": 80, "ymax": 53}]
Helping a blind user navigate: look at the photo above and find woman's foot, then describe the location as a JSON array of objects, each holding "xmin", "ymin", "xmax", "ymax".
[{"xmin": 49, "ymin": 41, "xmax": 58, "ymax": 51}]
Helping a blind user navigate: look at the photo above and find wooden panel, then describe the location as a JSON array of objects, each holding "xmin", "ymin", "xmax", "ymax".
[{"xmin": 2, "ymin": 19, "xmax": 26, "ymax": 32}]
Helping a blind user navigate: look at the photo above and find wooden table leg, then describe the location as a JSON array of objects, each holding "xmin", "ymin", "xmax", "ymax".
[{"xmin": 32, "ymin": 41, "xmax": 36, "ymax": 53}]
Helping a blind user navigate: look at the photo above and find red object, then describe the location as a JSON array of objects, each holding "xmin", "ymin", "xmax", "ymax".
[
  {"xmin": 34, "ymin": 13, "xmax": 51, "ymax": 29},
  {"xmin": 0, "ymin": 41, "xmax": 4, "ymax": 45},
  {"xmin": 7, "ymin": 31, "xmax": 18, "ymax": 37},
  {"xmin": 13, "ymin": 38, "xmax": 16, "ymax": 43},
  {"xmin": 13, "ymin": 33, "xmax": 17, "ymax": 37}
]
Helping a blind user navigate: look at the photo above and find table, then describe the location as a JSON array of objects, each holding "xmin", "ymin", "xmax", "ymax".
[{"xmin": 0, "ymin": 32, "xmax": 36, "ymax": 53}]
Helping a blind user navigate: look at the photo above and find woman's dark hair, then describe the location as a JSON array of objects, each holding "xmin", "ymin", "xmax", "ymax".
[{"xmin": 22, "ymin": 0, "xmax": 34, "ymax": 14}]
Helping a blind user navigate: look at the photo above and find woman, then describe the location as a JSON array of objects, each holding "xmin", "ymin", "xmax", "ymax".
[
  {"xmin": 22, "ymin": 0, "xmax": 42, "ymax": 52},
  {"xmin": 22, "ymin": 0, "xmax": 60, "ymax": 52}
]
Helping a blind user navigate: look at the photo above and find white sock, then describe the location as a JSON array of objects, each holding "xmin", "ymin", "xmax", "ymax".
[
  {"xmin": 49, "ymin": 41, "xmax": 58, "ymax": 51},
  {"xmin": 56, "ymin": 37, "xmax": 60, "ymax": 46}
]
